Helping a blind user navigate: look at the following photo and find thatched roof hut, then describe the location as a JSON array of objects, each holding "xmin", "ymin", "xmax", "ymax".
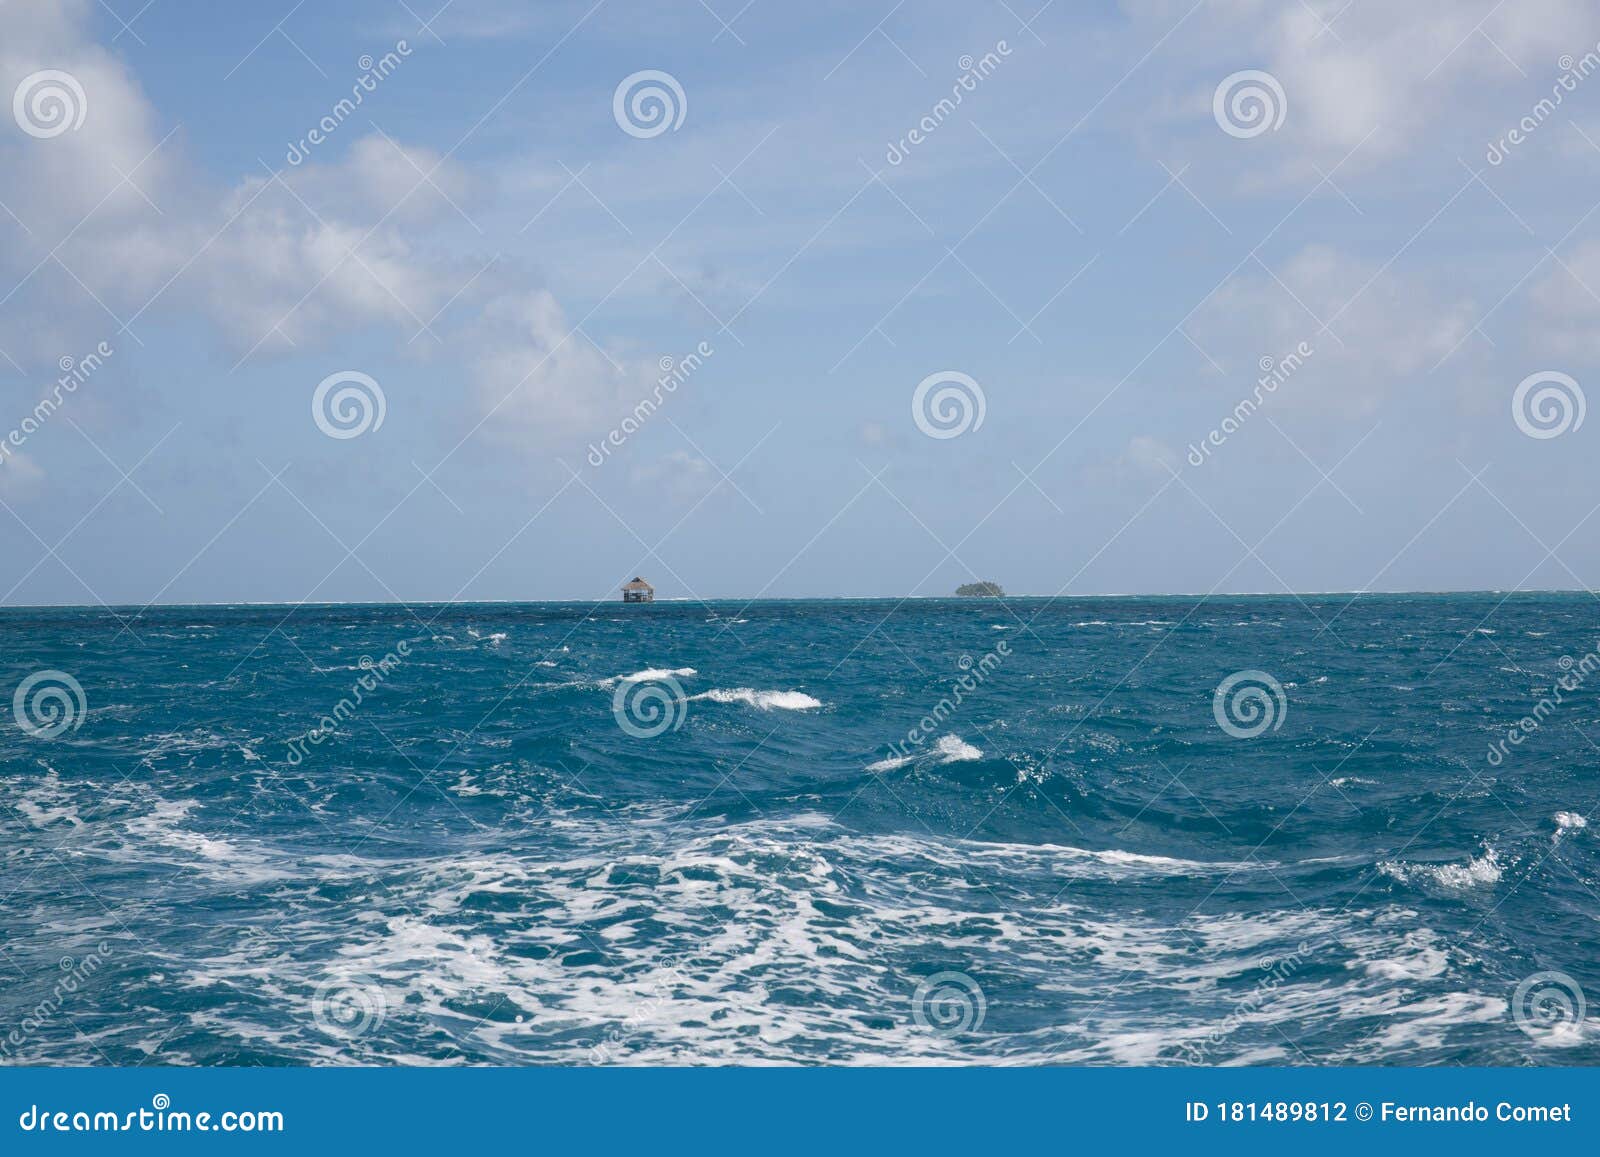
[{"xmin": 621, "ymin": 577, "xmax": 654, "ymax": 603}]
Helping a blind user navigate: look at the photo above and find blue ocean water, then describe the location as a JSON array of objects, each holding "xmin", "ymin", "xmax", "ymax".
[{"xmin": 2, "ymin": 593, "xmax": 1597, "ymax": 1066}]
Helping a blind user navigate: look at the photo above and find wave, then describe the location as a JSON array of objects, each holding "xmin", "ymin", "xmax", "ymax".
[
  {"xmin": 1554, "ymin": 811, "xmax": 1588, "ymax": 844},
  {"xmin": 867, "ymin": 734, "xmax": 981, "ymax": 772},
  {"xmin": 866, "ymin": 752, "xmax": 914, "ymax": 772},
  {"xmin": 598, "ymin": 667, "xmax": 697, "ymax": 687},
  {"xmin": 1378, "ymin": 848, "xmax": 1502, "ymax": 891},
  {"xmin": 689, "ymin": 688, "xmax": 821, "ymax": 710},
  {"xmin": 934, "ymin": 734, "xmax": 981, "ymax": 762}
]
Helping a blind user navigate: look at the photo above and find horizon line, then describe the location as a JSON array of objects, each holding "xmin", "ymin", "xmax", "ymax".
[{"xmin": 0, "ymin": 587, "xmax": 1594, "ymax": 611}]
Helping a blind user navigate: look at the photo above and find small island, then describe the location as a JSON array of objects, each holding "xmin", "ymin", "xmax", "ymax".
[{"xmin": 955, "ymin": 581, "xmax": 1005, "ymax": 597}]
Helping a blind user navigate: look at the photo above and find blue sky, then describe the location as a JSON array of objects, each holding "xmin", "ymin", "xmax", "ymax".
[{"xmin": 2, "ymin": 0, "xmax": 1599, "ymax": 604}]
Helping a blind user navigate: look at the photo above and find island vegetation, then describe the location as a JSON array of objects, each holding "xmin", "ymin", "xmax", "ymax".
[{"xmin": 955, "ymin": 581, "xmax": 1005, "ymax": 597}]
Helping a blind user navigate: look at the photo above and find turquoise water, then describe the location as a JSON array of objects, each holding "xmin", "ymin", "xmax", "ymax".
[{"xmin": 2, "ymin": 594, "xmax": 1597, "ymax": 1064}]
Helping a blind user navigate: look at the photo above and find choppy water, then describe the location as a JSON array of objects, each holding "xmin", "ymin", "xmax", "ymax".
[{"xmin": 3, "ymin": 594, "xmax": 1598, "ymax": 1065}]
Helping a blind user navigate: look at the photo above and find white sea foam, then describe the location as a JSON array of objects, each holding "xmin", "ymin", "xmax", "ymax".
[
  {"xmin": 1553, "ymin": 811, "xmax": 1588, "ymax": 844},
  {"xmin": 10, "ymin": 796, "xmax": 1533, "ymax": 1067},
  {"xmin": 689, "ymin": 688, "xmax": 821, "ymax": 710},
  {"xmin": 1378, "ymin": 848, "xmax": 1502, "ymax": 890},
  {"xmin": 934, "ymin": 734, "xmax": 981, "ymax": 762},
  {"xmin": 866, "ymin": 734, "xmax": 981, "ymax": 771},
  {"xmin": 866, "ymin": 753, "xmax": 915, "ymax": 772},
  {"xmin": 11, "ymin": 769, "xmax": 84, "ymax": 829},
  {"xmin": 1355, "ymin": 930, "xmax": 1449, "ymax": 980},
  {"xmin": 598, "ymin": 667, "xmax": 697, "ymax": 687},
  {"xmin": 120, "ymin": 800, "xmax": 297, "ymax": 885}
]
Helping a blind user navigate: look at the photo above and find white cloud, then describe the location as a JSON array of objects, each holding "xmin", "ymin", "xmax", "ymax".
[
  {"xmin": 0, "ymin": 450, "xmax": 46, "ymax": 498},
  {"xmin": 1528, "ymin": 238, "xmax": 1600, "ymax": 360},
  {"xmin": 0, "ymin": 0, "xmax": 649, "ymax": 451},
  {"xmin": 1191, "ymin": 244, "xmax": 1476, "ymax": 416},
  {"xmin": 629, "ymin": 449, "xmax": 713, "ymax": 502},
  {"xmin": 1138, "ymin": 0, "xmax": 1600, "ymax": 182},
  {"xmin": 1121, "ymin": 435, "xmax": 1177, "ymax": 475},
  {"xmin": 467, "ymin": 289, "xmax": 662, "ymax": 447}
]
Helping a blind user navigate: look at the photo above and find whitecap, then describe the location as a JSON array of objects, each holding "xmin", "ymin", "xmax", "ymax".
[
  {"xmin": 689, "ymin": 688, "xmax": 821, "ymax": 710},
  {"xmin": 1378, "ymin": 848, "xmax": 1501, "ymax": 890},
  {"xmin": 598, "ymin": 667, "xmax": 697, "ymax": 688},
  {"xmin": 866, "ymin": 752, "xmax": 915, "ymax": 773},
  {"xmin": 1553, "ymin": 812, "xmax": 1588, "ymax": 843},
  {"xmin": 934, "ymin": 734, "xmax": 981, "ymax": 763}
]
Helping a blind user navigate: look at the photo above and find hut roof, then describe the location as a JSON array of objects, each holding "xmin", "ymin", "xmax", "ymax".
[{"xmin": 621, "ymin": 577, "xmax": 653, "ymax": 590}]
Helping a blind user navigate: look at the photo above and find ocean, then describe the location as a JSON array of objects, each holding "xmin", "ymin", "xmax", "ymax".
[{"xmin": 2, "ymin": 593, "xmax": 1597, "ymax": 1065}]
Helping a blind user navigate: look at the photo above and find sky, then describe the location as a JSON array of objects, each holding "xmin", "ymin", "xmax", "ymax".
[{"xmin": 1, "ymin": 0, "xmax": 1599, "ymax": 605}]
